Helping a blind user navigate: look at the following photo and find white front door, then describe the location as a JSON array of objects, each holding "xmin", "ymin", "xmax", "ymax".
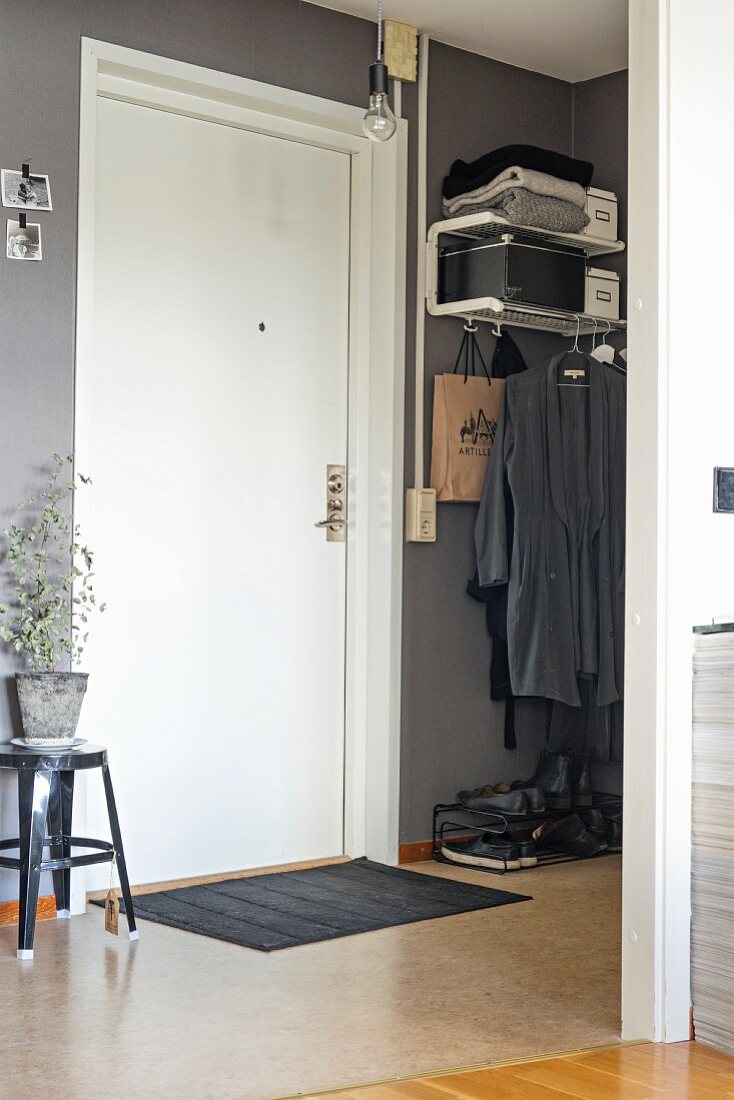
[{"xmin": 83, "ymin": 95, "xmax": 351, "ymax": 886}]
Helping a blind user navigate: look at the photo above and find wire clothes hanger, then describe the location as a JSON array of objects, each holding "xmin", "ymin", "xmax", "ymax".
[
  {"xmin": 591, "ymin": 318, "xmax": 627, "ymax": 373},
  {"xmin": 558, "ymin": 315, "xmax": 590, "ymax": 387},
  {"xmin": 591, "ymin": 318, "xmax": 615, "ymax": 364}
]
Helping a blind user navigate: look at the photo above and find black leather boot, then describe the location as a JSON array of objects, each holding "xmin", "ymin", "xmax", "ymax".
[
  {"xmin": 579, "ymin": 807, "xmax": 606, "ymax": 837},
  {"xmin": 570, "ymin": 750, "xmax": 593, "ymax": 807},
  {"xmin": 511, "ymin": 750, "xmax": 572, "ymax": 810},
  {"xmin": 597, "ymin": 799, "xmax": 623, "ymax": 851},
  {"xmin": 598, "ymin": 805, "xmax": 625, "ymax": 853},
  {"xmin": 605, "ymin": 817, "xmax": 622, "ymax": 851}
]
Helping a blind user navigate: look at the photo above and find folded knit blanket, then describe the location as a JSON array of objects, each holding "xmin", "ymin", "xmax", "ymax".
[
  {"xmin": 444, "ymin": 166, "xmax": 587, "ymax": 217},
  {"xmin": 443, "ymin": 144, "xmax": 593, "ymax": 200},
  {"xmin": 443, "ymin": 187, "xmax": 590, "ymax": 235}
]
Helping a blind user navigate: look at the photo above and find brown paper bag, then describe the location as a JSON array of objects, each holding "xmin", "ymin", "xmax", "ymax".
[{"xmin": 430, "ymin": 373, "xmax": 505, "ymax": 502}]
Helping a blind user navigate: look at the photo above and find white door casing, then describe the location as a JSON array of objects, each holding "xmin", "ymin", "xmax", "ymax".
[{"xmin": 74, "ymin": 40, "xmax": 406, "ymax": 905}]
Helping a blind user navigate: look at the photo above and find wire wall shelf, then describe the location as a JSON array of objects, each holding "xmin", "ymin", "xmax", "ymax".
[
  {"xmin": 426, "ymin": 212, "xmax": 627, "ymax": 337},
  {"xmin": 428, "ymin": 299, "xmax": 627, "ymax": 337},
  {"xmin": 428, "ymin": 211, "xmax": 626, "ymax": 257}
]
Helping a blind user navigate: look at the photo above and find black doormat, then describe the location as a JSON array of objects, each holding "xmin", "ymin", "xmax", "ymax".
[{"xmin": 93, "ymin": 858, "xmax": 531, "ymax": 951}]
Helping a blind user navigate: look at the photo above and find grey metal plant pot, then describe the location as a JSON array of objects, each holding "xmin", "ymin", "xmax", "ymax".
[{"xmin": 15, "ymin": 672, "xmax": 89, "ymax": 746}]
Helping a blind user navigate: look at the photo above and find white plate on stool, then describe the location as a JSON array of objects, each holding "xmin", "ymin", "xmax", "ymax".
[{"xmin": 10, "ymin": 737, "xmax": 87, "ymax": 750}]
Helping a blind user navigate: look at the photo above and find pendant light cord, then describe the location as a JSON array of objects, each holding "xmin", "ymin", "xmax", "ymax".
[{"xmin": 377, "ymin": 0, "xmax": 383, "ymax": 61}]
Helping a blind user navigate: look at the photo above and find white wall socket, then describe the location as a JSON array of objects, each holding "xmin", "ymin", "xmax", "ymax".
[{"xmin": 405, "ymin": 487, "xmax": 436, "ymax": 542}]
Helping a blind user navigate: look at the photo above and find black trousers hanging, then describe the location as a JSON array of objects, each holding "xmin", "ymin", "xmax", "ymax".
[{"xmin": 546, "ymin": 676, "xmax": 624, "ymax": 761}]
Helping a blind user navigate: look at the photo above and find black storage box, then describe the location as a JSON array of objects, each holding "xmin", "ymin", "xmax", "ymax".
[{"xmin": 438, "ymin": 232, "xmax": 586, "ymax": 313}]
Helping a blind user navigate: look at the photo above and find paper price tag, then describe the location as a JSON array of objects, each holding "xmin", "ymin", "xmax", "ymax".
[{"xmin": 104, "ymin": 889, "xmax": 120, "ymax": 936}]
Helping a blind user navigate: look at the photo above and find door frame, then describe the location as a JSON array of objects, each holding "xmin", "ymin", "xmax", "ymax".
[
  {"xmin": 623, "ymin": 0, "xmax": 691, "ymax": 1045},
  {"xmin": 74, "ymin": 38, "xmax": 406, "ymax": 904},
  {"xmin": 69, "ymin": 18, "xmax": 695, "ymax": 1049}
]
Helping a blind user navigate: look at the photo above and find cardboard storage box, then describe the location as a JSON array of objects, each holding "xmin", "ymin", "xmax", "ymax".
[
  {"xmin": 584, "ymin": 187, "xmax": 618, "ymax": 241},
  {"xmin": 585, "ymin": 266, "xmax": 620, "ymax": 319},
  {"xmin": 438, "ymin": 232, "xmax": 586, "ymax": 313}
]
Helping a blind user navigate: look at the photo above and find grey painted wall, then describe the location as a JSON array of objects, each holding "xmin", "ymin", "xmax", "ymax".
[
  {"xmin": 573, "ymin": 69, "xmax": 629, "ymax": 293},
  {"xmin": 0, "ymin": 0, "xmax": 628, "ymax": 887}
]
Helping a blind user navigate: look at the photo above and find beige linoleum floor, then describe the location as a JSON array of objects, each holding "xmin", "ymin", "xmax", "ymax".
[{"xmin": 0, "ymin": 856, "xmax": 621, "ymax": 1100}]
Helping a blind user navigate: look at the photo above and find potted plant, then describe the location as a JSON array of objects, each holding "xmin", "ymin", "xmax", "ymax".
[{"xmin": 0, "ymin": 454, "xmax": 104, "ymax": 747}]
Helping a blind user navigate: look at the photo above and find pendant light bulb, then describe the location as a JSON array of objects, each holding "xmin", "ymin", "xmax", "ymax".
[
  {"xmin": 363, "ymin": 2, "xmax": 396, "ymax": 142},
  {"xmin": 363, "ymin": 86, "xmax": 397, "ymax": 143}
]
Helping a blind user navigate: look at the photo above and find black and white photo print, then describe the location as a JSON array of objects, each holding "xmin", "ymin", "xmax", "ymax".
[
  {"xmin": 1, "ymin": 169, "xmax": 53, "ymax": 211},
  {"xmin": 6, "ymin": 219, "xmax": 42, "ymax": 261}
]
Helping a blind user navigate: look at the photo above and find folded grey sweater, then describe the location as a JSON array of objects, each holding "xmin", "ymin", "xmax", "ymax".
[
  {"xmin": 443, "ymin": 187, "xmax": 590, "ymax": 234},
  {"xmin": 443, "ymin": 165, "xmax": 587, "ymax": 217}
]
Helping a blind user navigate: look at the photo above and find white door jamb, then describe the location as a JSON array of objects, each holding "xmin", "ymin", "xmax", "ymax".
[{"xmin": 623, "ymin": 0, "xmax": 691, "ymax": 1045}]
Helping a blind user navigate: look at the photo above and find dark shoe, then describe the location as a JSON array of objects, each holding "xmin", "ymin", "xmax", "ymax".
[
  {"xmin": 569, "ymin": 750, "xmax": 593, "ymax": 807},
  {"xmin": 512, "ymin": 750, "xmax": 572, "ymax": 810},
  {"xmin": 591, "ymin": 793, "xmax": 622, "ymax": 849},
  {"xmin": 522, "ymin": 787, "xmax": 546, "ymax": 813},
  {"xmin": 533, "ymin": 813, "xmax": 602, "ymax": 857},
  {"xmin": 457, "ymin": 781, "xmax": 509, "ymax": 802},
  {"xmin": 605, "ymin": 818, "xmax": 622, "ymax": 852},
  {"xmin": 457, "ymin": 783, "xmax": 493, "ymax": 802},
  {"xmin": 579, "ymin": 807, "xmax": 606, "ymax": 838},
  {"xmin": 460, "ymin": 790, "xmax": 529, "ymax": 814},
  {"xmin": 441, "ymin": 833, "xmax": 521, "ymax": 871},
  {"xmin": 515, "ymin": 836, "xmax": 537, "ymax": 867},
  {"xmin": 593, "ymin": 792, "xmax": 623, "ymax": 813}
]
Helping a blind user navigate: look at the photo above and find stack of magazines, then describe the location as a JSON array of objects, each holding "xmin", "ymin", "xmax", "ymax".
[{"xmin": 692, "ymin": 628, "xmax": 734, "ymax": 1054}]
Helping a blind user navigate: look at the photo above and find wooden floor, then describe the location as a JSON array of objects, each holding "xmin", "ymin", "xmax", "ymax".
[{"xmin": 310, "ymin": 1042, "xmax": 734, "ymax": 1100}]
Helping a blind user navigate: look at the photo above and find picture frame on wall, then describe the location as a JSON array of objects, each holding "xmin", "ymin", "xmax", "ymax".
[
  {"xmin": 1, "ymin": 169, "xmax": 53, "ymax": 211},
  {"xmin": 6, "ymin": 219, "xmax": 42, "ymax": 261}
]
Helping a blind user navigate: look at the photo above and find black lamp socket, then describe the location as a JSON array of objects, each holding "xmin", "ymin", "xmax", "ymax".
[{"xmin": 369, "ymin": 61, "xmax": 389, "ymax": 96}]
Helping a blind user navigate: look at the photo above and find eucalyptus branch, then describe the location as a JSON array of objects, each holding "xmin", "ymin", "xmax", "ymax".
[{"xmin": 0, "ymin": 454, "xmax": 105, "ymax": 673}]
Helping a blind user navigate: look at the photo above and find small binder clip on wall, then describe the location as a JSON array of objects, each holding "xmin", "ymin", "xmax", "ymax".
[{"xmin": 20, "ymin": 162, "xmax": 31, "ymax": 226}]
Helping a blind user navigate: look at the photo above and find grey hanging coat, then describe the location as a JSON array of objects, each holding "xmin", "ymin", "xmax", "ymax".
[{"xmin": 475, "ymin": 353, "xmax": 625, "ymax": 707}]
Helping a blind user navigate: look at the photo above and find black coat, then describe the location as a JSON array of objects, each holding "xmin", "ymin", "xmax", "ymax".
[
  {"xmin": 467, "ymin": 331, "xmax": 526, "ymax": 747},
  {"xmin": 475, "ymin": 352, "xmax": 626, "ymax": 706}
]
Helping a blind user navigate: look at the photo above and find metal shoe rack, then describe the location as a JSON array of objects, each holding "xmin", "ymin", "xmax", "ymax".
[{"xmin": 432, "ymin": 798, "xmax": 622, "ymax": 875}]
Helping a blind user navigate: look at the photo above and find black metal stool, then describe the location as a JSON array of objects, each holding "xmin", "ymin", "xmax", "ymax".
[{"xmin": 0, "ymin": 742, "xmax": 136, "ymax": 958}]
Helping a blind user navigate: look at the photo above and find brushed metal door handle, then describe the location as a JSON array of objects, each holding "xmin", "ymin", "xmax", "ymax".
[{"xmin": 314, "ymin": 516, "xmax": 347, "ymax": 530}]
